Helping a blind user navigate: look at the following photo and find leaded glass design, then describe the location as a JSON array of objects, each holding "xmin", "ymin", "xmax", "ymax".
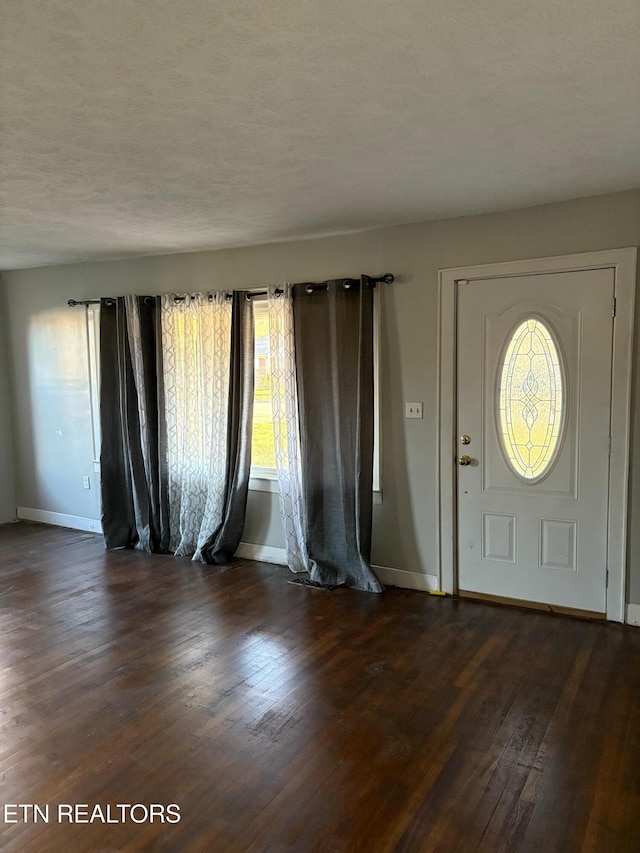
[{"xmin": 498, "ymin": 319, "xmax": 564, "ymax": 480}]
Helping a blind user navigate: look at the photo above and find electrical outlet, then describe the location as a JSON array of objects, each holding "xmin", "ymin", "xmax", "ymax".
[
  {"xmin": 83, "ymin": 476, "xmax": 91, "ymax": 490},
  {"xmin": 405, "ymin": 402, "xmax": 423, "ymax": 419}
]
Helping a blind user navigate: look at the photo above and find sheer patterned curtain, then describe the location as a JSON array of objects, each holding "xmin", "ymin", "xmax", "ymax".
[
  {"xmin": 267, "ymin": 285, "xmax": 309, "ymax": 574},
  {"xmin": 101, "ymin": 290, "xmax": 253, "ymax": 563},
  {"xmin": 161, "ymin": 292, "xmax": 232, "ymax": 559},
  {"xmin": 199, "ymin": 292, "xmax": 255, "ymax": 563}
]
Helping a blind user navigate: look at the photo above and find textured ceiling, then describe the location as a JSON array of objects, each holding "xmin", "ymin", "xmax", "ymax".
[{"xmin": 1, "ymin": 0, "xmax": 639, "ymax": 270}]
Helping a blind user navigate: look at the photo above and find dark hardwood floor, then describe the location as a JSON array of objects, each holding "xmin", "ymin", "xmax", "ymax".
[{"xmin": 0, "ymin": 521, "xmax": 639, "ymax": 852}]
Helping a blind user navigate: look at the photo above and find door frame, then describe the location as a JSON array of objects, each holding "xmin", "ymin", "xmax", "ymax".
[{"xmin": 437, "ymin": 248, "xmax": 637, "ymax": 622}]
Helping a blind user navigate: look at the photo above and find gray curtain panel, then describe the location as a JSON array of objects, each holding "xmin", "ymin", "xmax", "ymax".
[
  {"xmin": 100, "ymin": 292, "xmax": 252, "ymax": 562},
  {"xmin": 100, "ymin": 296, "xmax": 170, "ymax": 552},
  {"xmin": 199, "ymin": 292, "xmax": 255, "ymax": 563},
  {"xmin": 292, "ymin": 278, "xmax": 383, "ymax": 592}
]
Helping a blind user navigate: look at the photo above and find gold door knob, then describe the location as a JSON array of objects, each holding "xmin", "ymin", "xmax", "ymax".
[
  {"xmin": 460, "ymin": 435, "xmax": 471, "ymax": 445},
  {"xmin": 458, "ymin": 455, "xmax": 472, "ymax": 466}
]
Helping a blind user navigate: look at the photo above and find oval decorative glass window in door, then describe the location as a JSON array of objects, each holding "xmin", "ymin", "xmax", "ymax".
[{"xmin": 498, "ymin": 319, "xmax": 564, "ymax": 480}]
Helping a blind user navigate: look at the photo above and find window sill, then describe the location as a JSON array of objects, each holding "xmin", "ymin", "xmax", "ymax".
[
  {"xmin": 249, "ymin": 474, "xmax": 383, "ymax": 504},
  {"xmin": 249, "ymin": 475, "xmax": 278, "ymax": 493}
]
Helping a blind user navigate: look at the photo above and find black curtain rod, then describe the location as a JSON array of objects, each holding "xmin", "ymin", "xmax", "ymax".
[
  {"xmin": 245, "ymin": 273, "xmax": 394, "ymax": 301},
  {"xmin": 68, "ymin": 273, "xmax": 394, "ymax": 307}
]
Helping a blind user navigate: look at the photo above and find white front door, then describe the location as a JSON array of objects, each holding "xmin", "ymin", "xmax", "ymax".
[{"xmin": 457, "ymin": 268, "xmax": 615, "ymax": 613}]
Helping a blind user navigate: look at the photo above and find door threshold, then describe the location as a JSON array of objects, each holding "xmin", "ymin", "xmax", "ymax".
[{"xmin": 457, "ymin": 590, "xmax": 606, "ymax": 621}]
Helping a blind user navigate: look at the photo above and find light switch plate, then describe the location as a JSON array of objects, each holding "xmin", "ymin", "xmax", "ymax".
[{"xmin": 406, "ymin": 402, "xmax": 423, "ymax": 419}]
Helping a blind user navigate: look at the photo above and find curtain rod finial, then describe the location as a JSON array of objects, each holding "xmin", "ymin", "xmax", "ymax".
[{"xmin": 365, "ymin": 273, "xmax": 395, "ymax": 286}]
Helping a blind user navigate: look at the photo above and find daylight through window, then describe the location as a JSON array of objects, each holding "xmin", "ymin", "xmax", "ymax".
[
  {"xmin": 498, "ymin": 318, "xmax": 564, "ymax": 480},
  {"xmin": 251, "ymin": 300, "xmax": 276, "ymax": 472},
  {"xmin": 250, "ymin": 296, "xmax": 381, "ymax": 492}
]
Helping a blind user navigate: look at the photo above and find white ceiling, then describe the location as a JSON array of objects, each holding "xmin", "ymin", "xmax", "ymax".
[{"xmin": 1, "ymin": 0, "xmax": 639, "ymax": 270}]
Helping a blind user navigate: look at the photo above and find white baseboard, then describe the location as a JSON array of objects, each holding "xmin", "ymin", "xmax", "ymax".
[
  {"xmin": 625, "ymin": 603, "xmax": 640, "ymax": 627},
  {"xmin": 12, "ymin": 511, "xmax": 635, "ymax": 609},
  {"xmin": 372, "ymin": 564, "xmax": 440, "ymax": 592},
  {"xmin": 15, "ymin": 513, "xmax": 632, "ymax": 609},
  {"xmin": 235, "ymin": 544, "xmax": 438, "ymax": 592},
  {"xmin": 236, "ymin": 542, "xmax": 288, "ymax": 565},
  {"xmin": 17, "ymin": 507, "xmax": 102, "ymax": 534}
]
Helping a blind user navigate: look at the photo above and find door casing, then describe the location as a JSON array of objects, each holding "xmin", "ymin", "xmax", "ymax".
[{"xmin": 437, "ymin": 248, "xmax": 637, "ymax": 622}]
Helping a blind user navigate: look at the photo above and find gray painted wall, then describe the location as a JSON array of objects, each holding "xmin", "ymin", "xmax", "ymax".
[
  {"xmin": 2, "ymin": 190, "xmax": 640, "ymax": 599},
  {"xmin": 0, "ymin": 284, "xmax": 16, "ymax": 522}
]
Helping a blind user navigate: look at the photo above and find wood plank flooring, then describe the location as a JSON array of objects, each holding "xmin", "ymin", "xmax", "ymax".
[{"xmin": 0, "ymin": 521, "xmax": 639, "ymax": 852}]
